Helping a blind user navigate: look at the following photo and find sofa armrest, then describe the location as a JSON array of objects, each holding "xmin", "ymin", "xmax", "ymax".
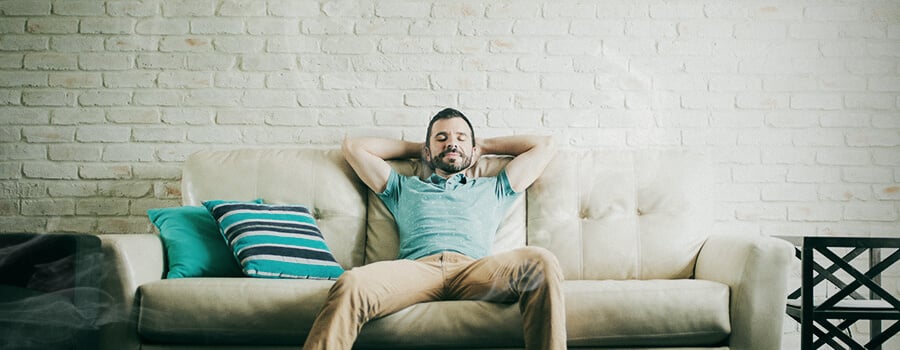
[
  {"xmin": 98, "ymin": 234, "xmax": 165, "ymax": 350},
  {"xmin": 694, "ymin": 233, "xmax": 793, "ymax": 350}
]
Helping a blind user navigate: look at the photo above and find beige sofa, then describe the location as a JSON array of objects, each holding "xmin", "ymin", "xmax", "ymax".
[{"xmin": 98, "ymin": 147, "xmax": 793, "ymax": 349}]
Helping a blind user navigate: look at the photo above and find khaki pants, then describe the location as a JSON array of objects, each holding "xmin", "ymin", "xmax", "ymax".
[{"xmin": 303, "ymin": 246, "xmax": 566, "ymax": 350}]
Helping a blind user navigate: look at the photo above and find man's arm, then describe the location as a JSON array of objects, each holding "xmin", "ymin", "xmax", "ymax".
[
  {"xmin": 479, "ymin": 135, "xmax": 556, "ymax": 193},
  {"xmin": 342, "ymin": 137, "xmax": 423, "ymax": 193}
]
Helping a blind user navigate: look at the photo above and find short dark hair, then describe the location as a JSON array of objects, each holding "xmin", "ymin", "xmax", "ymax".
[{"xmin": 425, "ymin": 108, "xmax": 475, "ymax": 147}]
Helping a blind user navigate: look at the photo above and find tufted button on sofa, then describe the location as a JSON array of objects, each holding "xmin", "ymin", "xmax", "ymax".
[{"xmin": 97, "ymin": 148, "xmax": 793, "ymax": 349}]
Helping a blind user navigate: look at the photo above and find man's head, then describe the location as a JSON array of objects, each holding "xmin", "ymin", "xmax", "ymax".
[{"xmin": 424, "ymin": 108, "xmax": 476, "ymax": 177}]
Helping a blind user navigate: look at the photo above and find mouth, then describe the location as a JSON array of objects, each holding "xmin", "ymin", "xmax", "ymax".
[
  {"xmin": 430, "ymin": 148, "xmax": 471, "ymax": 172},
  {"xmin": 442, "ymin": 151, "xmax": 462, "ymax": 159}
]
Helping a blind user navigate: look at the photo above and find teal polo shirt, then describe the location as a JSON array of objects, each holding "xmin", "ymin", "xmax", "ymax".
[{"xmin": 377, "ymin": 169, "xmax": 521, "ymax": 261}]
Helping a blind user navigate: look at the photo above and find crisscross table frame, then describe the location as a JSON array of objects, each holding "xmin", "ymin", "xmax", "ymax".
[{"xmin": 794, "ymin": 237, "xmax": 900, "ymax": 350}]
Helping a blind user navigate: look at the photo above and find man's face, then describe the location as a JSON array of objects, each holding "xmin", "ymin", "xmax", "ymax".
[{"xmin": 426, "ymin": 117, "xmax": 475, "ymax": 176}]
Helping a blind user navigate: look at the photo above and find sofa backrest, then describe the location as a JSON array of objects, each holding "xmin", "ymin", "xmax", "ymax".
[
  {"xmin": 181, "ymin": 148, "xmax": 369, "ymax": 269},
  {"xmin": 527, "ymin": 149, "xmax": 713, "ymax": 280},
  {"xmin": 180, "ymin": 147, "xmax": 712, "ymax": 280}
]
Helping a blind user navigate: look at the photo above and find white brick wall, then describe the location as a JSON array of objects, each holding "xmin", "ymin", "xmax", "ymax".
[{"xmin": 0, "ymin": 0, "xmax": 898, "ymax": 347}]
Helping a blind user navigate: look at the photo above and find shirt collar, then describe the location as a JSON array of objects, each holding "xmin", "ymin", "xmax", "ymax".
[{"xmin": 428, "ymin": 172, "xmax": 468, "ymax": 185}]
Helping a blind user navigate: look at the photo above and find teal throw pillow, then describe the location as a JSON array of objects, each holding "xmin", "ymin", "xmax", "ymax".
[
  {"xmin": 147, "ymin": 206, "xmax": 244, "ymax": 279},
  {"xmin": 203, "ymin": 201, "xmax": 344, "ymax": 280}
]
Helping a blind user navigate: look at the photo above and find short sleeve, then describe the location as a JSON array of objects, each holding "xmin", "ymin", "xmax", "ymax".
[
  {"xmin": 495, "ymin": 169, "xmax": 519, "ymax": 198},
  {"xmin": 376, "ymin": 169, "xmax": 401, "ymax": 213}
]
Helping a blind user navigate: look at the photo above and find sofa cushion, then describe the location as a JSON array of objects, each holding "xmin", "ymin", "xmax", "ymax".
[
  {"xmin": 363, "ymin": 280, "xmax": 729, "ymax": 349},
  {"xmin": 527, "ymin": 149, "xmax": 713, "ymax": 280},
  {"xmin": 204, "ymin": 200, "xmax": 344, "ymax": 280},
  {"xmin": 147, "ymin": 205, "xmax": 247, "ymax": 279},
  {"xmin": 137, "ymin": 278, "xmax": 333, "ymax": 345},
  {"xmin": 565, "ymin": 279, "xmax": 730, "ymax": 347},
  {"xmin": 137, "ymin": 279, "xmax": 729, "ymax": 348}
]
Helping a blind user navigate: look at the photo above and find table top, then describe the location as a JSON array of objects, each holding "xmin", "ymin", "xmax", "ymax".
[{"xmin": 775, "ymin": 235, "xmax": 900, "ymax": 248}]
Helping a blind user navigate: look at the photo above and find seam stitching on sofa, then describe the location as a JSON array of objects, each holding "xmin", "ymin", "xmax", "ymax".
[
  {"xmin": 578, "ymin": 150, "xmax": 585, "ymax": 279},
  {"xmin": 633, "ymin": 151, "xmax": 642, "ymax": 279}
]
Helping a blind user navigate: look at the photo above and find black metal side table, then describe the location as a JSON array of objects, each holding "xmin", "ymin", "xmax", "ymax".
[{"xmin": 780, "ymin": 236, "xmax": 900, "ymax": 350}]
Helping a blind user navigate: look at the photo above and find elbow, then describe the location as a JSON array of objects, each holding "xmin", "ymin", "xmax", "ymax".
[
  {"xmin": 537, "ymin": 135, "xmax": 556, "ymax": 154},
  {"xmin": 341, "ymin": 137, "xmax": 356, "ymax": 156}
]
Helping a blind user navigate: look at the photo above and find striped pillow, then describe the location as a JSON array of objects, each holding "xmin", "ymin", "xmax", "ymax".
[{"xmin": 203, "ymin": 200, "xmax": 344, "ymax": 280}]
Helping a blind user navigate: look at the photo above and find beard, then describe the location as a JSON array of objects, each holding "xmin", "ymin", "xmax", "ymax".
[{"xmin": 429, "ymin": 148, "xmax": 473, "ymax": 174}]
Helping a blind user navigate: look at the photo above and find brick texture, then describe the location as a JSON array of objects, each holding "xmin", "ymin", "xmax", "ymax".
[{"xmin": 0, "ymin": 1, "xmax": 898, "ymax": 347}]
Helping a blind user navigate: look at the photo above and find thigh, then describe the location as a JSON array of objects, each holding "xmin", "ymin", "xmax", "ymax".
[
  {"xmin": 336, "ymin": 256, "xmax": 445, "ymax": 317},
  {"xmin": 444, "ymin": 248, "xmax": 551, "ymax": 302}
]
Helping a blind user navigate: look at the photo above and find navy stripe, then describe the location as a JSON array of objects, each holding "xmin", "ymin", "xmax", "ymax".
[
  {"xmin": 228, "ymin": 223, "xmax": 320, "ymax": 239},
  {"xmin": 237, "ymin": 246, "xmax": 338, "ymax": 263},
  {"xmin": 210, "ymin": 203, "xmax": 259, "ymax": 220},
  {"xmin": 211, "ymin": 203, "xmax": 312, "ymax": 219},
  {"xmin": 259, "ymin": 205, "xmax": 313, "ymax": 214},
  {"xmin": 224, "ymin": 221, "xmax": 322, "ymax": 242},
  {"xmin": 227, "ymin": 220, "xmax": 320, "ymax": 234}
]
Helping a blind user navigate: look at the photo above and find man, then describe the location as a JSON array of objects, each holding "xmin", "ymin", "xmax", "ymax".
[{"xmin": 303, "ymin": 108, "xmax": 565, "ymax": 350}]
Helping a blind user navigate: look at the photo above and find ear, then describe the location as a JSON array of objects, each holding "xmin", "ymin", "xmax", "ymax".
[{"xmin": 423, "ymin": 146, "xmax": 432, "ymax": 161}]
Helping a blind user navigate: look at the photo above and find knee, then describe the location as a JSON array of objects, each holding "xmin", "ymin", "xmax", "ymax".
[
  {"xmin": 521, "ymin": 246, "xmax": 560, "ymax": 266},
  {"xmin": 329, "ymin": 268, "xmax": 366, "ymax": 297},
  {"xmin": 519, "ymin": 247, "xmax": 563, "ymax": 279}
]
